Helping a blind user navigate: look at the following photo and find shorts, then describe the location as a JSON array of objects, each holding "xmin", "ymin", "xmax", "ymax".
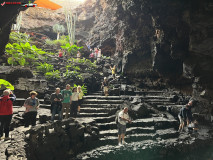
[
  {"xmin": 178, "ymin": 115, "xmax": 184, "ymax": 124},
  {"xmin": 104, "ymin": 86, "xmax": 108, "ymax": 92},
  {"xmin": 117, "ymin": 123, "xmax": 126, "ymax": 135}
]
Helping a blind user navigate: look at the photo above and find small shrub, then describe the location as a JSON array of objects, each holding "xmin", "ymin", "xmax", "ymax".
[
  {"xmin": 36, "ymin": 62, "xmax": 54, "ymax": 74},
  {"xmin": 63, "ymin": 70, "xmax": 83, "ymax": 81},
  {"xmin": 9, "ymin": 32, "xmax": 31, "ymax": 44},
  {"xmin": 61, "ymin": 43, "xmax": 83, "ymax": 57},
  {"xmin": 45, "ymin": 70, "xmax": 60, "ymax": 80}
]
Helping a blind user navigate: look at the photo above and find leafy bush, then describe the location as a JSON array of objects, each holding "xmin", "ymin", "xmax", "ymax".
[
  {"xmin": 0, "ymin": 79, "xmax": 14, "ymax": 90},
  {"xmin": 36, "ymin": 62, "xmax": 54, "ymax": 74},
  {"xmin": 45, "ymin": 70, "xmax": 60, "ymax": 80},
  {"xmin": 45, "ymin": 39, "xmax": 67, "ymax": 47},
  {"xmin": 71, "ymin": 84, "xmax": 87, "ymax": 95},
  {"xmin": 63, "ymin": 70, "xmax": 83, "ymax": 81},
  {"xmin": 45, "ymin": 39, "xmax": 55, "ymax": 46},
  {"xmin": 68, "ymin": 58, "xmax": 96, "ymax": 68},
  {"xmin": 5, "ymin": 42, "xmax": 46, "ymax": 66},
  {"xmin": 61, "ymin": 43, "xmax": 83, "ymax": 57},
  {"xmin": 9, "ymin": 32, "xmax": 30, "ymax": 44}
]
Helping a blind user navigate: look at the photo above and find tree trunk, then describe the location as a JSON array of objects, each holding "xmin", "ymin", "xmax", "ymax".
[{"xmin": 57, "ymin": 32, "xmax": 60, "ymax": 40}]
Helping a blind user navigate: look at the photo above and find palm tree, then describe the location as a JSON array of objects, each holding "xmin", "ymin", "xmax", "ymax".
[{"xmin": 53, "ymin": 24, "xmax": 65, "ymax": 40}]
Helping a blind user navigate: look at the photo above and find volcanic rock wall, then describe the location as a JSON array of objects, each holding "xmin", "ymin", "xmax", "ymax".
[
  {"xmin": 0, "ymin": 0, "xmax": 35, "ymax": 58},
  {"xmin": 0, "ymin": 0, "xmax": 212, "ymax": 118},
  {"xmin": 76, "ymin": 0, "xmax": 213, "ymax": 118}
]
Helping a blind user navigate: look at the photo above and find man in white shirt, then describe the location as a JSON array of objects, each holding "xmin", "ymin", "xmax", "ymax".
[{"xmin": 118, "ymin": 107, "xmax": 132, "ymax": 145}]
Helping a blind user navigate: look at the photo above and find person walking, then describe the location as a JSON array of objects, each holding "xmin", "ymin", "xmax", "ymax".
[
  {"xmin": 0, "ymin": 90, "xmax": 15, "ymax": 141},
  {"xmin": 89, "ymin": 51, "xmax": 94, "ymax": 63},
  {"xmin": 61, "ymin": 84, "xmax": 72, "ymax": 119},
  {"xmin": 77, "ymin": 51, "xmax": 81, "ymax": 60},
  {"xmin": 50, "ymin": 88, "xmax": 63, "ymax": 122},
  {"xmin": 186, "ymin": 100, "xmax": 193, "ymax": 125},
  {"xmin": 70, "ymin": 87, "xmax": 79, "ymax": 118},
  {"xmin": 102, "ymin": 77, "xmax": 109, "ymax": 96},
  {"xmin": 77, "ymin": 86, "xmax": 84, "ymax": 113},
  {"xmin": 110, "ymin": 65, "xmax": 116, "ymax": 79},
  {"xmin": 117, "ymin": 107, "xmax": 132, "ymax": 146},
  {"xmin": 23, "ymin": 91, "xmax": 40, "ymax": 128},
  {"xmin": 178, "ymin": 105, "xmax": 189, "ymax": 132},
  {"xmin": 97, "ymin": 49, "xmax": 102, "ymax": 63}
]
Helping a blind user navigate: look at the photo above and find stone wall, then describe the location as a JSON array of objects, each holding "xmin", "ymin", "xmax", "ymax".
[
  {"xmin": 5, "ymin": 118, "xmax": 98, "ymax": 160},
  {"xmin": 75, "ymin": 0, "xmax": 213, "ymax": 119},
  {"xmin": 0, "ymin": 0, "xmax": 35, "ymax": 58}
]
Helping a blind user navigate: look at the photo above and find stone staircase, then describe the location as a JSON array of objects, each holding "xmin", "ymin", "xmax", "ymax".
[
  {"xmin": 75, "ymin": 88, "xmax": 183, "ymax": 159},
  {"xmin": 11, "ymin": 80, "xmax": 186, "ymax": 160}
]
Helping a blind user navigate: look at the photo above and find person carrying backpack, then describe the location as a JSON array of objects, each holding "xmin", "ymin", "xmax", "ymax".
[
  {"xmin": 178, "ymin": 104, "xmax": 189, "ymax": 132},
  {"xmin": 0, "ymin": 89, "xmax": 15, "ymax": 141}
]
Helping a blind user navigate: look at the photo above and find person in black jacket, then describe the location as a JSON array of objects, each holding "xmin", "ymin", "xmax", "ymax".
[
  {"xmin": 50, "ymin": 88, "xmax": 63, "ymax": 122},
  {"xmin": 186, "ymin": 100, "xmax": 193, "ymax": 125},
  {"xmin": 178, "ymin": 105, "xmax": 189, "ymax": 132}
]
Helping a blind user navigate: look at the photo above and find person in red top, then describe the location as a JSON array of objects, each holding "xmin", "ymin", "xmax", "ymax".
[
  {"xmin": 0, "ymin": 90, "xmax": 15, "ymax": 141},
  {"xmin": 58, "ymin": 49, "xmax": 63, "ymax": 58}
]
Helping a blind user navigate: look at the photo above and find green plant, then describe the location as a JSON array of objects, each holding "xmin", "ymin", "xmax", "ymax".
[
  {"xmin": 45, "ymin": 39, "xmax": 68, "ymax": 47},
  {"xmin": 45, "ymin": 70, "xmax": 60, "ymax": 80},
  {"xmin": 45, "ymin": 39, "xmax": 55, "ymax": 46},
  {"xmin": 63, "ymin": 69, "xmax": 83, "ymax": 81},
  {"xmin": 53, "ymin": 24, "xmax": 65, "ymax": 40},
  {"xmin": 0, "ymin": 79, "xmax": 14, "ymax": 90},
  {"xmin": 9, "ymin": 32, "xmax": 30, "ymax": 44},
  {"xmin": 61, "ymin": 43, "xmax": 83, "ymax": 57},
  {"xmin": 72, "ymin": 66, "xmax": 80, "ymax": 71},
  {"xmin": 71, "ymin": 84, "xmax": 87, "ymax": 95},
  {"xmin": 36, "ymin": 62, "xmax": 54, "ymax": 74},
  {"xmin": 5, "ymin": 42, "xmax": 46, "ymax": 66}
]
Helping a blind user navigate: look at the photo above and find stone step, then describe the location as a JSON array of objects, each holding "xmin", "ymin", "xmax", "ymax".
[
  {"xmin": 143, "ymin": 99, "xmax": 171, "ymax": 102},
  {"xmin": 83, "ymin": 96, "xmax": 127, "ymax": 100},
  {"xmin": 82, "ymin": 99, "xmax": 124, "ymax": 104},
  {"xmin": 148, "ymin": 102, "xmax": 175, "ymax": 105},
  {"xmin": 90, "ymin": 93, "xmax": 103, "ymax": 96},
  {"xmin": 135, "ymin": 91, "xmax": 165, "ymax": 95},
  {"xmin": 99, "ymin": 129, "xmax": 178, "ymax": 145},
  {"xmin": 80, "ymin": 107, "xmax": 117, "ymax": 113},
  {"xmin": 83, "ymin": 95, "xmax": 172, "ymax": 100},
  {"xmin": 94, "ymin": 115, "xmax": 116, "ymax": 123},
  {"xmin": 77, "ymin": 112, "xmax": 110, "ymax": 117},
  {"xmin": 99, "ymin": 127, "xmax": 155, "ymax": 138},
  {"xmin": 81, "ymin": 104, "xmax": 120, "ymax": 108},
  {"xmin": 40, "ymin": 104, "xmax": 51, "ymax": 109},
  {"xmin": 97, "ymin": 118, "xmax": 177, "ymax": 130}
]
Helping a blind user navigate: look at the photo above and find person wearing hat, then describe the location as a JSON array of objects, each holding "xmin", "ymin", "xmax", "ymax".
[
  {"xmin": 23, "ymin": 91, "xmax": 40, "ymax": 127},
  {"xmin": 102, "ymin": 77, "xmax": 109, "ymax": 96}
]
